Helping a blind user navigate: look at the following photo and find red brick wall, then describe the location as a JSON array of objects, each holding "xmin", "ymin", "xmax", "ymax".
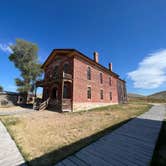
[
  {"xmin": 73, "ymin": 56, "xmax": 119, "ymax": 103},
  {"xmin": 43, "ymin": 55, "xmax": 73, "ymax": 101}
]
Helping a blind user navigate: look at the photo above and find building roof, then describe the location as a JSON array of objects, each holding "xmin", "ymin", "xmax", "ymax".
[
  {"xmin": 41, "ymin": 49, "xmax": 125, "ymax": 82},
  {"xmin": 0, "ymin": 91, "xmax": 19, "ymax": 95}
]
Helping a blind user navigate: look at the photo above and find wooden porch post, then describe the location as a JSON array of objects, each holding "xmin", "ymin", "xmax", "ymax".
[
  {"xmin": 34, "ymin": 84, "xmax": 37, "ymax": 101},
  {"xmin": 61, "ymin": 79, "xmax": 64, "ymax": 112}
]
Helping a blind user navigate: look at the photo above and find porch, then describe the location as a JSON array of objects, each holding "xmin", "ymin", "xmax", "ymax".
[{"xmin": 34, "ymin": 72, "xmax": 73, "ymax": 112}]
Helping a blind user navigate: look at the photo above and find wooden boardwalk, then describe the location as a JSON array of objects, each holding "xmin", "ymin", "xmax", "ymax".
[
  {"xmin": 0, "ymin": 121, "xmax": 26, "ymax": 166},
  {"xmin": 55, "ymin": 104, "xmax": 166, "ymax": 166}
]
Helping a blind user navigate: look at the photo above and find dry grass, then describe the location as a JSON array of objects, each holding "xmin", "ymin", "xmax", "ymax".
[{"xmin": 0, "ymin": 102, "xmax": 151, "ymax": 166}]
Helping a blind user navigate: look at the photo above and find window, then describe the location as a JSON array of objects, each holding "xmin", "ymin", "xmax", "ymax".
[
  {"xmin": 64, "ymin": 63, "xmax": 69, "ymax": 73},
  {"xmin": 63, "ymin": 82, "xmax": 71, "ymax": 99},
  {"xmin": 100, "ymin": 89, "xmax": 103, "ymax": 100},
  {"xmin": 100, "ymin": 73, "xmax": 103, "ymax": 84},
  {"xmin": 110, "ymin": 92, "xmax": 112, "ymax": 100},
  {"xmin": 47, "ymin": 71, "xmax": 51, "ymax": 80},
  {"xmin": 54, "ymin": 66, "xmax": 59, "ymax": 74},
  {"xmin": 63, "ymin": 85, "xmax": 68, "ymax": 98},
  {"xmin": 53, "ymin": 66, "xmax": 59, "ymax": 78},
  {"xmin": 87, "ymin": 67, "xmax": 91, "ymax": 80},
  {"xmin": 87, "ymin": 87, "xmax": 91, "ymax": 99},
  {"xmin": 109, "ymin": 77, "xmax": 112, "ymax": 86}
]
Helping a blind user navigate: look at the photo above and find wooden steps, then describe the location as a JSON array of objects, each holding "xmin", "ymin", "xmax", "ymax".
[{"xmin": 39, "ymin": 98, "xmax": 50, "ymax": 111}]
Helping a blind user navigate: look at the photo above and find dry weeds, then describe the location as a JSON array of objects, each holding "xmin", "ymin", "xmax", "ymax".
[{"xmin": 0, "ymin": 102, "xmax": 151, "ymax": 165}]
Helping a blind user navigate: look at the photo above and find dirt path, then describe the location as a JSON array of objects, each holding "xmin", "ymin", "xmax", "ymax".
[
  {"xmin": 0, "ymin": 121, "xmax": 26, "ymax": 166},
  {"xmin": 0, "ymin": 106, "xmax": 34, "ymax": 115}
]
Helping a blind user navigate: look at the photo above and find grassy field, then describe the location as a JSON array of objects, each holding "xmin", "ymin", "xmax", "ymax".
[
  {"xmin": 0, "ymin": 102, "xmax": 151, "ymax": 166},
  {"xmin": 128, "ymin": 96, "xmax": 166, "ymax": 103}
]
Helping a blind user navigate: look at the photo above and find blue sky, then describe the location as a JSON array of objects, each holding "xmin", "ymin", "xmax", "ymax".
[{"xmin": 0, "ymin": 0, "xmax": 166, "ymax": 95}]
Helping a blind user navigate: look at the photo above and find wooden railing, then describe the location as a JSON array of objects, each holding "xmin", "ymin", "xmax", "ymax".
[
  {"xmin": 63, "ymin": 72, "xmax": 72, "ymax": 80},
  {"xmin": 36, "ymin": 72, "xmax": 72, "ymax": 87},
  {"xmin": 39, "ymin": 97, "xmax": 50, "ymax": 111}
]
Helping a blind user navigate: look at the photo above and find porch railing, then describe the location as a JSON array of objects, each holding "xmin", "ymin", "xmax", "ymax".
[
  {"xmin": 39, "ymin": 97, "xmax": 50, "ymax": 111},
  {"xmin": 63, "ymin": 72, "xmax": 72, "ymax": 80},
  {"xmin": 36, "ymin": 72, "xmax": 72, "ymax": 87}
]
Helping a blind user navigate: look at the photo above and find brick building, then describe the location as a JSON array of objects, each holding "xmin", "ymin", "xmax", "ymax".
[{"xmin": 36, "ymin": 49, "xmax": 127, "ymax": 112}]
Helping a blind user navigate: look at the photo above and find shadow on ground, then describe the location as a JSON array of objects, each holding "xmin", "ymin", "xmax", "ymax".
[
  {"xmin": 18, "ymin": 117, "xmax": 165, "ymax": 166},
  {"xmin": 19, "ymin": 104, "xmax": 33, "ymax": 109},
  {"xmin": 21, "ymin": 119, "xmax": 131, "ymax": 166},
  {"xmin": 151, "ymin": 120, "xmax": 166, "ymax": 166}
]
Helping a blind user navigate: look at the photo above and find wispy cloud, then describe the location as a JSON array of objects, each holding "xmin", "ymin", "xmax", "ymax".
[
  {"xmin": 0, "ymin": 43, "xmax": 12, "ymax": 53},
  {"xmin": 128, "ymin": 49, "xmax": 166, "ymax": 89}
]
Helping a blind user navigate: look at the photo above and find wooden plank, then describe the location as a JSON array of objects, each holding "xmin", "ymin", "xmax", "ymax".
[
  {"xmin": 55, "ymin": 162, "xmax": 65, "ymax": 166},
  {"xmin": 68, "ymin": 156, "xmax": 89, "ymax": 166},
  {"xmin": 80, "ymin": 144, "xmax": 141, "ymax": 166},
  {"xmin": 61, "ymin": 158, "xmax": 78, "ymax": 166},
  {"xmin": 85, "ymin": 137, "xmax": 152, "ymax": 160},
  {"xmin": 97, "ymin": 138, "xmax": 153, "ymax": 158},
  {"xmin": 100, "ymin": 133, "xmax": 154, "ymax": 150},
  {"xmin": 113, "ymin": 131, "xmax": 159, "ymax": 145},
  {"xmin": 55, "ymin": 105, "xmax": 166, "ymax": 166},
  {"xmin": 75, "ymin": 150, "xmax": 111, "ymax": 166},
  {"xmin": 116, "ymin": 122, "xmax": 161, "ymax": 132}
]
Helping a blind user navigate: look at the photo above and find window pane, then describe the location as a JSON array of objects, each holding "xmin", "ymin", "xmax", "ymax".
[
  {"xmin": 109, "ymin": 77, "xmax": 112, "ymax": 86},
  {"xmin": 63, "ymin": 85, "xmax": 68, "ymax": 98},
  {"xmin": 110, "ymin": 92, "xmax": 112, "ymax": 100},
  {"xmin": 87, "ymin": 87, "xmax": 91, "ymax": 99},
  {"xmin": 53, "ymin": 66, "xmax": 59, "ymax": 79},
  {"xmin": 87, "ymin": 67, "xmax": 91, "ymax": 80},
  {"xmin": 100, "ymin": 90, "xmax": 103, "ymax": 99},
  {"xmin": 64, "ymin": 64, "xmax": 69, "ymax": 73},
  {"xmin": 100, "ymin": 73, "xmax": 103, "ymax": 84}
]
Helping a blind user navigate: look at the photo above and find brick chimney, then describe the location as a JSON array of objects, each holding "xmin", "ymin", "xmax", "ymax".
[
  {"xmin": 94, "ymin": 51, "xmax": 99, "ymax": 63},
  {"xmin": 109, "ymin": 63, "xmax": 112, "ymax": 71}
]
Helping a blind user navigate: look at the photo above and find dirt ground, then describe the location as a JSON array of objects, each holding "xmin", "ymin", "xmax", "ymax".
[
  {"xmin": 0, "ymin": 102, "xmax": 151, "ymax": 166},
  {"xmin": 0, "ymin": 106, "xmax": 27, "ymax": 111}
]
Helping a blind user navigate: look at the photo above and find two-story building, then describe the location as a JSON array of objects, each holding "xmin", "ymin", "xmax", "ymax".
[{"xmin": 36, "ymin": 49, "xmax": 127, "ymax": 112}]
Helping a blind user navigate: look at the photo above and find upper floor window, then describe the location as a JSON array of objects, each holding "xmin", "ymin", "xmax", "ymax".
[
  {"xmin": 109, "ymin": 77, "xmax": 112, "ymax": 86},
  {"xmin": 46, "ymin": 71, "xmax": 51, "ymax": 80},
  {"xmin": 100, "ymin": 73, "xmax": 103, "ymax": 84},
  {"xmin": 100, "ymin": 89, "xmax": 104, "ymax": 100},
  {"xmin": 63, "ymin": 63, "xmax": 69, "ymax": 73},
  {"xmin": 87, "ymin": 87, "xmax": 91, "ymax": 99},
  {"xmin": 54, "ymin": 66, "xmax": 59, "ymax": 74},
  {"xmin": 53, "ymin": 66, "xmax": 59, "ymax": 79},
  {"xmin": 87, "ymin": 67, "xmax": 91, "ymax": 80}
]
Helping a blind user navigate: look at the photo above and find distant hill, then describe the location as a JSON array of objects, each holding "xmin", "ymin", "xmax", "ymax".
[
  {"xmin": 148, "ymin": 91, "xmax": 166, "ymax": 99},
  {"xmin": 127, "ymin": 93, "xmax": 145, "ymax": 98},
  {"xmin": 128, "ymin": 91, "xmax": 166, "ymax": 103}
]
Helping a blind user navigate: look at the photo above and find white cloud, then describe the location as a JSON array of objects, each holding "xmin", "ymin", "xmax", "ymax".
[
  {"xmin": 128, "ymin": 49, "xmax": 166, "ymax": 89},
  {"xmin": 0, "ymin": 43, "xmax": 12, "ymax": 53}
]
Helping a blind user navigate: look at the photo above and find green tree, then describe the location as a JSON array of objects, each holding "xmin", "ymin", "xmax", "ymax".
[
  {"xmin": 9, "ymin": 39, "xmax": 42, "ymax": 94},
  {"xmin": 0, "ymin": 86, "xmax": 3, "ymax": 92}
]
